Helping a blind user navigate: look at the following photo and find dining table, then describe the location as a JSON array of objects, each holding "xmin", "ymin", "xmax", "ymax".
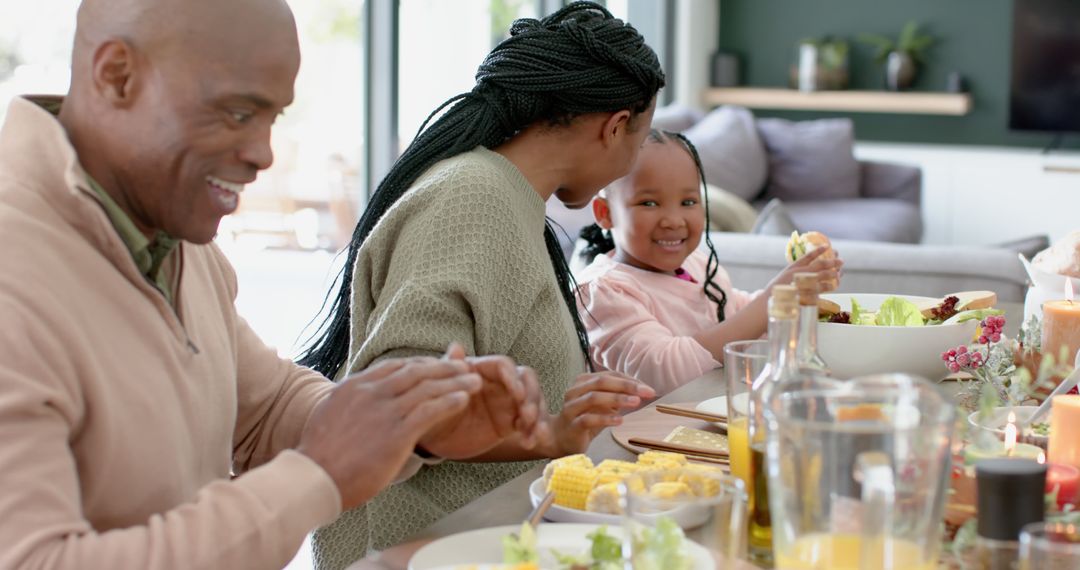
[
  {"xmin": 347, "ymin": 370, "xmax": 730, "ymax": 570},
  {"xmin": 347, "ymin": 301, "xmax": 1025, "ymax": 570}
]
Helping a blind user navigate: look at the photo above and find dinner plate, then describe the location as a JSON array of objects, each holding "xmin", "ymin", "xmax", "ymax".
[
  {"xmin": 408, "ymin": 522, "xmax": 714, "ymax": 570},
  {"xmin": 527, "ymin": 478, "xmax": 711, "ymax": 529},
  {"xmin": 695, "ymin": 393, "xmax": 749, "ymax": 427}
]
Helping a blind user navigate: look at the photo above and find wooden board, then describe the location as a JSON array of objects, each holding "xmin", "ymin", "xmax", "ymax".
[{"xmin": 611, "ymin": 402, "xmax": 729, "ymax": 466}]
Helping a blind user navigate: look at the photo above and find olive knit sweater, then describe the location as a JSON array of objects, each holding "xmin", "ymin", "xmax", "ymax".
[{"xmin": 313, "ymin": 146, "xmax": 586, "ymax": 569}]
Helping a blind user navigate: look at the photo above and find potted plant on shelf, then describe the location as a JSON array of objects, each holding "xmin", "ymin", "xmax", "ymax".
[{"xmin": 858, "ymin": 21, "xmax": 935, "ymax": 91}]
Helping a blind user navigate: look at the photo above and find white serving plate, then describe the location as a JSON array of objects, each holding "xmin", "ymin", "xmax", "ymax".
[
  {"xmin": 409, "ymin": 523, "xmax": 714, "ymax": 569},
  {"xmin": 694, "ymin": 393, "xmax": 750, "ymax": 427}
]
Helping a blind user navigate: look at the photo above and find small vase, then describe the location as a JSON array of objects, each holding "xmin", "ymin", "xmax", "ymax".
[{"xmin": 886, "ymin": 51, "xmax": 916, "ymax": 91}]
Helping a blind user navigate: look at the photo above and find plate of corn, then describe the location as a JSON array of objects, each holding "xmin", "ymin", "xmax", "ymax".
[{"xmin": 531, "ymin": 451, "xmax": 726, "ymax": 528}]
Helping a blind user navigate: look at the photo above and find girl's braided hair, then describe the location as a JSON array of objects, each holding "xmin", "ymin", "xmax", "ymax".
[
  {"xmin": 578, "ymin": 129, "xmax": 729, "ymax": 323},
  {"xmin": 298, "ymin": 1, "xmax": 665, "ymax": 380}
]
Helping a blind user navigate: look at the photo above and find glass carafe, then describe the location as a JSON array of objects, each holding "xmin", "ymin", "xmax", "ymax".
[{"xmin": 765, "ymin": 373, "xmax": 955, "ymax": 570}]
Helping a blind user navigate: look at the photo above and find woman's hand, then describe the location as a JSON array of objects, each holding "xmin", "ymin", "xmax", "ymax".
[
  {"xmin": 416, "ymin": 344, "xmax": 545, "ymax": 460},
  {"xmin": 770, "ymin": 246, "xmax": 844, "ymax": 292},
  {"xmin": 541, "ymin": 371, "xmax": 656, "ymax": 457}
]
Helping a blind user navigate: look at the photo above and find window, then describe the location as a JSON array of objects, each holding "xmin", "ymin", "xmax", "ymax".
[
  {"xmin": 0, "ymin": 0, "xmax": 365, "ymax": 253},
  {"xmin": 396, "ymin": 0, "xmax": 538, "ymax": 152}
]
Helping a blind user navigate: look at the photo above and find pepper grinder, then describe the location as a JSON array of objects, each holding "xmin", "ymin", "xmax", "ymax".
[{"xmin": 975, "ymin": 458, "xmax": 1047, "ymax": 570}]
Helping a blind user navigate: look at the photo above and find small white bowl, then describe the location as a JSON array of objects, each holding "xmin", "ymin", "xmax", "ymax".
[
  {"xmin": 966, "ymin": 405, "xmax": 1048, "ymax": 447},
  {"xmin": 819, "ymin": 293, "xmax": 979, "ymax": 380},
  {"xmin": 527, "ymin": 478, "xmax": 709, "ymax": 529}
]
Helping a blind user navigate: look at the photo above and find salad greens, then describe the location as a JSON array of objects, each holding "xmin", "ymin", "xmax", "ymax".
[
  {"xmin": 502, "ymin": 518, "xmax": 690, "ymax": 570},
  {"xmin": 876, "ymin": 297, "xmax": 925, "ymax": 327},
  {"xmin": 826, "ymin": 296, "xmax": 1003, "ymax": 327},
  {"xmin": 550, "ymin": 527, "xmax": 622, "ymax": 570},
  {"xmin": 628, "ymin": 518, "xmax": 692, "ymax": 570},
  {"xmin": 503, "ymin": 523, "xmax": 538, "ymax": 564}
]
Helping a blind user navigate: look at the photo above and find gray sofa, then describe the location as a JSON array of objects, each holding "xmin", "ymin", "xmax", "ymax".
[
  {"xmin": 653, "ymin": 104, "xmax": 924, "ymax": 244},
  {"xmin": 702, "ymin": 232, "xmax": 1029, "ymax": 303}
]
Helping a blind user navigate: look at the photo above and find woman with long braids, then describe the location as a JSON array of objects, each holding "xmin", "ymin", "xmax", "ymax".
[
  {"xmin": 575, "ymin": 129, "xmax": 844, "ymax": 395},
  {"xmin": 301, "ymin": 3, "xmax": 664, "ymax": 567}
]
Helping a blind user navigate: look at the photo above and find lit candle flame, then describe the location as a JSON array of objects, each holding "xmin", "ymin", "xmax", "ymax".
[
  {"xmin": 1068, "ymin": 278, "xmax": 1075, "ymax": 303},
  {"xmin": 1004, "ymin": 411, "xmax": 1018, "ymax": 456},
  {"xmin": 1038, "ymin": 451, "xmax": 1047, "ymax": 465}
]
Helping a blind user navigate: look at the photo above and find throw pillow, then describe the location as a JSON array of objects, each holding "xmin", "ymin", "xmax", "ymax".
[
  {"xmin": 757, "ymin": 117, "xmax": 861, "ymax": 202},
  {"xmin": 751, "ymin": 198, "xmax": 800, "ymax": 236},
  {"xmin": 705, "ymin": 183, "xmax": 758, "ymax": 233},
  {"xmin": 683, "ymin": 105, "xmax": 768, "ymax": 202},
  {"xmin": 650, "ymin": 103, "xmax": 705, "ymax": 133}
]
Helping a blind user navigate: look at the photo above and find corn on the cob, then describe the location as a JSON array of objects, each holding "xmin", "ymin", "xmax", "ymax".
[
  {"xmin": 585, "ymin": 482, "xmax": 623, "ymax": 514},
  {"xmin": 637, "ymin": 450, "xmax": 688, "ymax": 466},
  {"xmin": 679, "ymin": 467, "xmax": 722, "ymax": 497},
  {"xmin": 546, "ymin": 464, "xmax": 598, "ymax": 510},
  {"xmin": 649, "ymin": 481, "xmax": 693, "ymax": 500},
  {"xmin": 542, "ymin": 453, "xmax": 593, "ymax": 487},
  {"xmin": 594, "ymin": 459, "xmax": 641, "ymax": 486}
]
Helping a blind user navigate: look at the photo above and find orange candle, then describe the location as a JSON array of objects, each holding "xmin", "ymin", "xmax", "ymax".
[
  {"xmin": 1048, "ymin": 395, "xmax": 1080, "ymax": 469},
  {"xmin": 1042, "ymin": 280, "xmax": 1080, "ymax": 365}
]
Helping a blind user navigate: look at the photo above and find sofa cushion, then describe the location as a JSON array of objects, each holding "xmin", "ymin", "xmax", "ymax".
[
  {"xmin": 780, "ymin": 198, "xmax": 922, "ymax": 244},
  {"xmin": 758, "ymin": 117, "xmax": 861, "ymax": 202},
  {"xmin": 750, "ymin": 198, "xmax": 800, "ymax": 236},
  {"xmin": 705, "ymin": 184, "xmax": 758, "ymax": 233},
  {"xmin": 650, "ymin": 103, "xmax": 705, "ymax": 133},
  {"xmin": 683, "ymin": 106, "xmax": 768, "ymax": 201}
]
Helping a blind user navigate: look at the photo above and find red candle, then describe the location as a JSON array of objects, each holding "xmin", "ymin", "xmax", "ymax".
[{"xmin": 1046, "ymin": 462, "xmax": 1080, "ymax": 508}]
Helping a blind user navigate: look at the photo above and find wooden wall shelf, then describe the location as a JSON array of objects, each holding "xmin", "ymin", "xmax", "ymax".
[{"xmin": 702, "ymin": 87, "xmax": 972, "ymax": 116}]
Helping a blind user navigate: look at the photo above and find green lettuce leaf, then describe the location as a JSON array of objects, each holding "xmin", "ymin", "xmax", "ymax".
[
  {"xmin": 588, "ymin": 526, "xmax": 622, "ymax": 563},
  {"xmin": 875, "ymin": 297, "xmax": 925, "ymax": 327},
  {"xmin": 789, "ymin": 231, "xmax": 806, "ymax": 261},
  {"xmin": 944, "ymin": 308, "xmax": 1004, "ymax": 325},
  {"xmin": 849, "ymin": 298, "xmax": 877, "ymax": 326},
  {"xmin": 503, "ymin": 522, "xmax": 538, "ymax": 564},
  {"xmin": 629, "ymin": 517, "xmax": 692, "ymax": 570}
]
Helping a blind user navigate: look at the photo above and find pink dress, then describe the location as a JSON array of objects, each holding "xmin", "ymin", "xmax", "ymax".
[{"xmin": 576, "ymin": 250, "xmax": 760, "ymax": 395}]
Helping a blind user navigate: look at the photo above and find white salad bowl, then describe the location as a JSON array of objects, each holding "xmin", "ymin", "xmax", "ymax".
[{"xmin": 818, "ymin": 293, "xmax": 979, "ymax": 380}]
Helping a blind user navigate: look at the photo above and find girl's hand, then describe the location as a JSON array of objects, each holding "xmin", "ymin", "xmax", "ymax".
[
  {"xmin": 770, "ymin": 247, "xmax": 844, "ymax": 292},
  {"xmin": 543, "ymin": 372, "xmax": 656, "ymax": 457}
]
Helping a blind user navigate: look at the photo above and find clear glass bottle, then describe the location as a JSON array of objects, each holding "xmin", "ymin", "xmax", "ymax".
[
  {"xmin": 747, "ymin": 284, "xmax": 800, "ymax": 566},
  {"xmin": 794, "ymin": 272, "xmax": 829, "ymax": 374}
]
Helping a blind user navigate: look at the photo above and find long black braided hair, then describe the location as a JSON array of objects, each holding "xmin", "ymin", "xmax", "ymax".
[
  {"xmin": 578, "ymin": 129, "xmax": 730, "ymax": 323},
  {"xmin": 298, "ymin": 1, "xmax": 665, "ymax": 380}
]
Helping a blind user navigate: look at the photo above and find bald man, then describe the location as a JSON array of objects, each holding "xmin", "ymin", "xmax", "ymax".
[{"xmin": 0, "ymin": 0, "xmax": 547, "ymax": 568}]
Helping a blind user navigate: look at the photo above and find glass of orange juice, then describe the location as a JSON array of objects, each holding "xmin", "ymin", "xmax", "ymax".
[{"xmin": 723, "ymin": 340, "xmax": 768, "ymax": 493}]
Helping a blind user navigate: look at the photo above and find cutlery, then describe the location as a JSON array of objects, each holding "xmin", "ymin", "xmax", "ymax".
[
  {"xmin": 526, "ymin": 491, "xmax": 555, "ymax": 528},
  {"xmin": 655, "ymin": 404, "xmax": 726, "ymax": 424}
]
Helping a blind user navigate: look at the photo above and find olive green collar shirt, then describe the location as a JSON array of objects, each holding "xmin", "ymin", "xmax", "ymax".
[{"xmin": 38, "ymin": 98, "xmax": 179, "ymax": 305}]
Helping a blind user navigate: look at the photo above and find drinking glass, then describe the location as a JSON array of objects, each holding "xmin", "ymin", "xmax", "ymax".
[
  {"xmin": 765, "ymin": 373, "xmax": 955, "ymax": 570},
  {"xmin": 621, "ymin": 467, "xmax": 748, "ymax": 569},
  {"xmin": 724, "ymin": 339, "xmax": 769, "ymax": 492},
  {"xmin": 1020, "ymin": 521, "xmax": 1080, "ymax": 569}
]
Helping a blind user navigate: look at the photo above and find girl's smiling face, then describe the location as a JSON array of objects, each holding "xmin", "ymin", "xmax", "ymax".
[{"xmin": 593, "ymin": 138, "xmax": 705, "ymax": 274}]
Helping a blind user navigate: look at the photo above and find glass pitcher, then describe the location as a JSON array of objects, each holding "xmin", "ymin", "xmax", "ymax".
[{"xmin": 764, "ymin": 373, "xmax": 955, "ymax": 570}]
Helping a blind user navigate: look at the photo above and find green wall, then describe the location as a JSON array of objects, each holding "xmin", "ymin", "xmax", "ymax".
[{"xmin": 718, "ymin": 0, "xmax": 1079, "ymax": 149}]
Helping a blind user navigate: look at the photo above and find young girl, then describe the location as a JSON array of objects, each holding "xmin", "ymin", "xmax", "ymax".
[{"xmin": 575, "ymin": 130, "xmax": 842, "ymax": 394}]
